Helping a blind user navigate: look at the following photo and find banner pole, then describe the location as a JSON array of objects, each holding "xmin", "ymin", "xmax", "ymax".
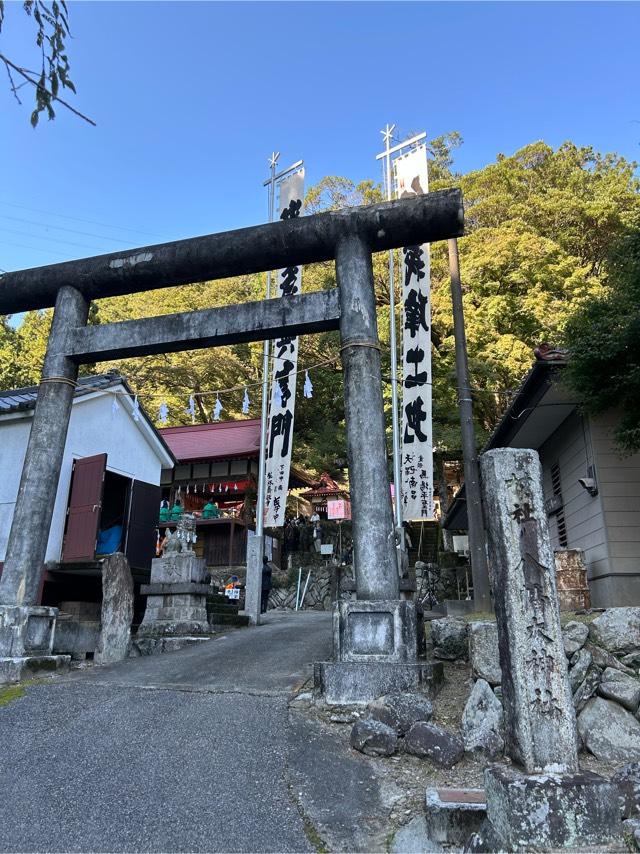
[
  {"xmin": 381, "ymin": 124, "xmax": 404, "ymax": 541},
  {"xmin": 256, "ymin": 151, "xmax": 279, "ymax": 545}
]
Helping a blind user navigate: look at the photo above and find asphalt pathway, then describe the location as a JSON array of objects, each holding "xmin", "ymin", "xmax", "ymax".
[{"xmin": 0, "ymin": 611, "xmax": 333, "ymax": 853}]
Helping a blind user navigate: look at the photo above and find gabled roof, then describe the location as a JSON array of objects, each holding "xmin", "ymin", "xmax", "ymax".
[
  {"xmin": 160, "ymin": 419, "xmax": 262, "ymax": 462},
  {"xmin": 0, "ymin": 372, "xmax": 176, "ymax": 467}
]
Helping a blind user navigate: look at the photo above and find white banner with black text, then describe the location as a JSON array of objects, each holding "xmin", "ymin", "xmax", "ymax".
[
  {"xmin": 264, "ymin": 168, "xmax": 305, "ymax": 527},
  {"xmin": 394, "ymin": 145, "xmax": 434, "ymax": 520}
]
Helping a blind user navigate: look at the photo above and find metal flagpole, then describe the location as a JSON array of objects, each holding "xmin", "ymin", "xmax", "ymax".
[{"xmin": 380, "ymin": 124, "xmax": 404, "ymax": 548}]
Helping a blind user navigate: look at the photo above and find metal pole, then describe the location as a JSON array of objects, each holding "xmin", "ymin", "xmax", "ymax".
[
  {"xmin": 447, "ymin": 238, "xmax": 491, "ymax": 611},
  {"xmin": 336, "ymin": 234, "xmax": 399, "ymax": 600},
  {"xmin": 300, "ymin": 569, "xmax": 312, "ymax": 609},
  {"xmin": 295, "ymin": 566, "xmax": 302, "ymax": 611},
  {"xmin": 0, "ymin": 285, "xmax": 89, "ymax": 606},
  {"xmin": 381, "ymin": 124, "xmax": 404, "ymax": 537}
]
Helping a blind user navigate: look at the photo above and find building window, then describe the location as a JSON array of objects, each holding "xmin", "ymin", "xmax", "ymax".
[{"xmin": 551, "ymin": 461, "xmax": 568, "ymax": 548}]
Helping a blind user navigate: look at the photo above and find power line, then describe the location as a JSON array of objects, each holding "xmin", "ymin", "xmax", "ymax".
[
  {"xmin": 0, "ymin": 213, "xmax": 139, "ymax": 246},
  {"xmin": 0, "ymin": 200, "xmax": 170, "ymax": 242},
  {"xmin": 0, "ymin": 226, "xmax": 112, "ymax": 255},
  {"xmin": 0, "ymin": 238, "xmax": 68, "ymax": 258}
]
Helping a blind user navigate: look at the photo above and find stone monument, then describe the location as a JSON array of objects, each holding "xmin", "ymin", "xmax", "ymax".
[
  {"xmin": 476, "ymin": 448, "xmax": 622, "ymax": 851},
  {"xmin": 138, "ymin": 515, "xmax": 210, "ymax": 638},
  {"xmin": 95, "ymin": 552, "xmax": 134, "ymax": 664}
]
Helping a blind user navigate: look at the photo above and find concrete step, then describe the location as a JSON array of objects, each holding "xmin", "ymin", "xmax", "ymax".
[{"xmin": 208, "ymin": 613, "xmax": 250, "ymax": 627}]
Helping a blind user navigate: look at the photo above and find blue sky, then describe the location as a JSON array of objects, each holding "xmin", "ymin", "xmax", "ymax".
[{"xmin": 1, "ymin": 1, "xmax": 639, "ymax": 273}]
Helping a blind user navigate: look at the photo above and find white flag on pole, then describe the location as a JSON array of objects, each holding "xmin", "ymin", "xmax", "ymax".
[
  {"xmin": 394, "ymin": 145, "xmax": 434, "ymax": 520},
  {"xmin": 264, "ymin": 168, "xmax": 305, "ymax": 527}
]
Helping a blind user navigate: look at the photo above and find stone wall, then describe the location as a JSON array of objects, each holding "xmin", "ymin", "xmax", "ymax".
[
  {"xmin": 268, "ymin": 562, "xmax": 355, "ymax": 611},
  {"xmin": 433, "ymin": 607, "xmax": 640, "ymax": 764}
]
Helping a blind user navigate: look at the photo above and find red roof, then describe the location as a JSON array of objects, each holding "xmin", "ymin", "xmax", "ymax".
[{"xmin": 160, "ymin": 419, "xmax": 261, "ymax": 463}]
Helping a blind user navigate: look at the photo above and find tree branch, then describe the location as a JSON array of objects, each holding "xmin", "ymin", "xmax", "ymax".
[{"xmin": 0, "ymin": 53, "xmax": 96, "ymax": 126}]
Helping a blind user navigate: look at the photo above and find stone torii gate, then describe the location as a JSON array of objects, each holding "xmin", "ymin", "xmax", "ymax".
[{"xmin": 0, "ymin": 190, "xmax": 463, "ymax": 693}]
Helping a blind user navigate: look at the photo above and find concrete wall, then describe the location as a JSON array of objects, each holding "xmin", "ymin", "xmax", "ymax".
[
  {"xmin": 539, "ymin": 409, "xmax": 640, "ymax": 607},
  {"xmin": 0, "ymin": 391, "xmax": 167, "ymax": 563},
  {"xmin": 589, "ymin": 409, "xmax": 640, "ymax": 606}
]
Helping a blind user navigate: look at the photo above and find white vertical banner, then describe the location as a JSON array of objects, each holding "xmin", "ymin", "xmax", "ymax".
[
  {"xmin": 264, "ymin": 168, "xmax": 305, "ymax": 527},
  {"xmin": 394, "ymin": 145, "xmax": 434, "ymax": 519}
]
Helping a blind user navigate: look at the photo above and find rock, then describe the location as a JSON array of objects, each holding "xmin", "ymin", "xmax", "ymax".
[
  {"xmin": 95, "ymin": 553, "xmax": 134, "ymax": 665},
  {"xmin": 573, "ymin": 664, "xmax": 602, "ymax": 713},
  {"xmin": 405, "ymin": 721, "xmax": 464, "ymax": 768},
  {"xmin": 569, "ymin": 648, "xmax": 592, "ymax": 693},
  {"xmin": 431, "ymin": 617, "xmax": 468, "ymax": 661},
  {"xmin": 468, "ymin": 621, "xmax": 501, "ymax": 685},
  {"xmin": 390, "ymin": 816, "xmax": 441, "ymax": 853},
  {"xmin": 622, "ymin": 652, "xmax": 640, "ymax": 672},
  {"xmin": 578, "ymin": 697, "xmax": 640, "ymax": 762},
  {"xmin": 368, "ymin": 692, "xmax": 433, "ymax": 735},
  {"xmin": 350, "ymin": 718, "xmax": 398, "ymax": 757},
  {"xmin": 562, "ymin": 621, "xmax": 589, "ymax": 656},
  {"xmin": 584, "ymin": 641, "xmax": 636, "ymax": 676},
  {"xmin": 612, "ymin": 763, "xmax": 640, "ymax": 819},
  {"xmin": 461, "ymin": 679, "xmax": 504, "ymax": 759},
  {"xmin": 589, "ymin": 608, "xmax": 640, "ymax": 655},
  {"xmin": 622, "ymin": 819, "xmax": 640, "ymax": 852},
  {"xmin": 598, "ymin": 667, "xmax": 640, "ymax": 713}
]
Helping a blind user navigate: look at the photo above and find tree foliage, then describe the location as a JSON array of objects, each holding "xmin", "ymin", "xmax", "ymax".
[
  {"xmin": 4, "ymin": 137, "xmax": 639, "ymax": 474},
  {"xmin": 0, "ymin": 0, "xmax": 93, "ymax": 126},
  {"xmin": 564, "ymin": 227, "xmax": 640, "ymax": 454}
]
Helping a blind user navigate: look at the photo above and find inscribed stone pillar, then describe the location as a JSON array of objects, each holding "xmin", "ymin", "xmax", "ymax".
[{"xmin": 479, "ymin": 448, "xmax": 578, "ymax": 774}]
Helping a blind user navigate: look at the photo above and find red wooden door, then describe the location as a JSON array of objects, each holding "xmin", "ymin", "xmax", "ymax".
[
  {"xmin": 62, "ymin": 454, "xmax": 107, "ymax": 562},
  {"xmin": 125, "ymin": 480, "xmax": 160, "ymax": 571}
]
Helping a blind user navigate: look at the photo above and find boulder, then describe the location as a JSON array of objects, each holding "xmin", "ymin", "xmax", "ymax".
[
  {"xmin": 468, "ymin": 621, "xmax": 501, "ymax": 685},
  {"xmin": 598, "ymin": 668, "xmax": 640, "ymax": 713},
  {"xmin": 622, "ymin": 652, "xmax": 640, "ymax": 672},
  {"xmin": 612, "ymin": 763, "xmax": 640, "ymax": 819},
  {"xmin": 584, "ymin": 641, "xmax": 636, "ymax": 676},
  {"xmin": 95, "ymin": 553, "xmax": 134, "ymax": 665},
  {"xmin": 589, "ymin": 608, "xmax": 640, "ymax": 655},
  {"xmin": 461, "ymin": 678, "xmax": 504, "ymax": 759},
  {"xmin": 569, "ymin": 648, "xmax": 592, "ymax": 693},
  {"xmin": 368, "ymin": 692, "xmax": 433, "ymax": 736},
  {"xmin": 577, "ymin": 697, "xmax": 640, "ymax": 763},
  {"xmin": 621, "ymin": 819, "xmax": 640, "ymax": 852},
  {"xmin": 350, "ymin": 718, "xmax": 398, "ymax": 757},
  {"xmin": 390, "ymin": 816, "xmax": 441, "ymax": 853},
  {"xmin": 431, "ymin": 617, "xmax": 468, "ymax": 661},
  {"xmin": 562, "ymin": 621, "xmax": 589, "ymax": 656},
  {"xmin": 405, "ymin": 721, "xmax": 464, "ymax": 768},
  {"xmin": 573, "ymin": 664, "xmax": 602, "ymax": 713}
]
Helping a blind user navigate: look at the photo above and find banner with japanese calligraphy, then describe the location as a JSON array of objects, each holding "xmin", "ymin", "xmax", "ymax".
[
  {"xmin": 395, "ymin": 145, "xmax": 434, "ymax": 520},
  {"xmin": 264, "ymin": 168, "xmax": 305, "ymax": 527}
]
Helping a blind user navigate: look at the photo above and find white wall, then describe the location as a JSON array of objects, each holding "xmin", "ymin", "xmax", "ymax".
[{"xmin": 0, "ymin": 390, "xmax": 169, "ymax": 563}]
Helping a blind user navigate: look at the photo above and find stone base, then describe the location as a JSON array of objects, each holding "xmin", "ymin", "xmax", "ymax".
[
  {"xmin": 1, "ymin": 654, "xmax": 70, "ymax": 685},
  {"xmin": 136, "ymin": 619, "xmax": 210, "ymax": 638},
  {"xmin": 333, "ymin": 599, "xmax": 418, "ymax": 663},
  {"xmin": 425, "ymin": 788, "xmax": 486, "ymax": 847},
  {"xmin": 0, "ymin": 605, "xmax": 58, "ymax": 657},
  {"xmin": 482, "ymin": 765, "xmax": 623, "ymax": 851},
  {"xmin": 444, "ymin": 599, "xmax": 475, "ymax": 617},
  {"xmin": 314, "ymin": 660, "xmax": 443, "ymax": 705},
  {"xmin": 53, "ymin": 618, "xmax": 100, "ymax": 660},
  {"xmin": 139, "ymin": 582, "xmax": 208, "ymax": 636}
]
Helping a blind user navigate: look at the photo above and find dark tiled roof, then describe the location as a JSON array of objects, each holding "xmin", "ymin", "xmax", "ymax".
[{"xmin": 0, "ymin": 373, "xmax": 124, "ymax": 414}]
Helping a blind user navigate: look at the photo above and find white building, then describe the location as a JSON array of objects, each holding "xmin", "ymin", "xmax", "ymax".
[{"xmin": 0, "ymin": 374, "xmax": 174, "ymax": 603}]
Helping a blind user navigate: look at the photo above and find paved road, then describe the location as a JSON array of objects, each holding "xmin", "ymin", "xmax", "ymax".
[{"xmin": 0, "ymin": 611, "xmax": 333, "ymax": 853}]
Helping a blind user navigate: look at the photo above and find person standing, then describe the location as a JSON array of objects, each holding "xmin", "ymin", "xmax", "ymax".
[{"xmin": 261, "ymin": 556, "xmax": 272, "ymax": 614}]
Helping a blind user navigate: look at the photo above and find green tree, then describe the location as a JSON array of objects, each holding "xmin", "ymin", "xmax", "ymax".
[
  {"xmin": 0, "ymin": 0, "xmax": 93, "ymax": 126},
  {"xmin": 564, "ymin": 227, "xmax": 640, "ymax": 454}
]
